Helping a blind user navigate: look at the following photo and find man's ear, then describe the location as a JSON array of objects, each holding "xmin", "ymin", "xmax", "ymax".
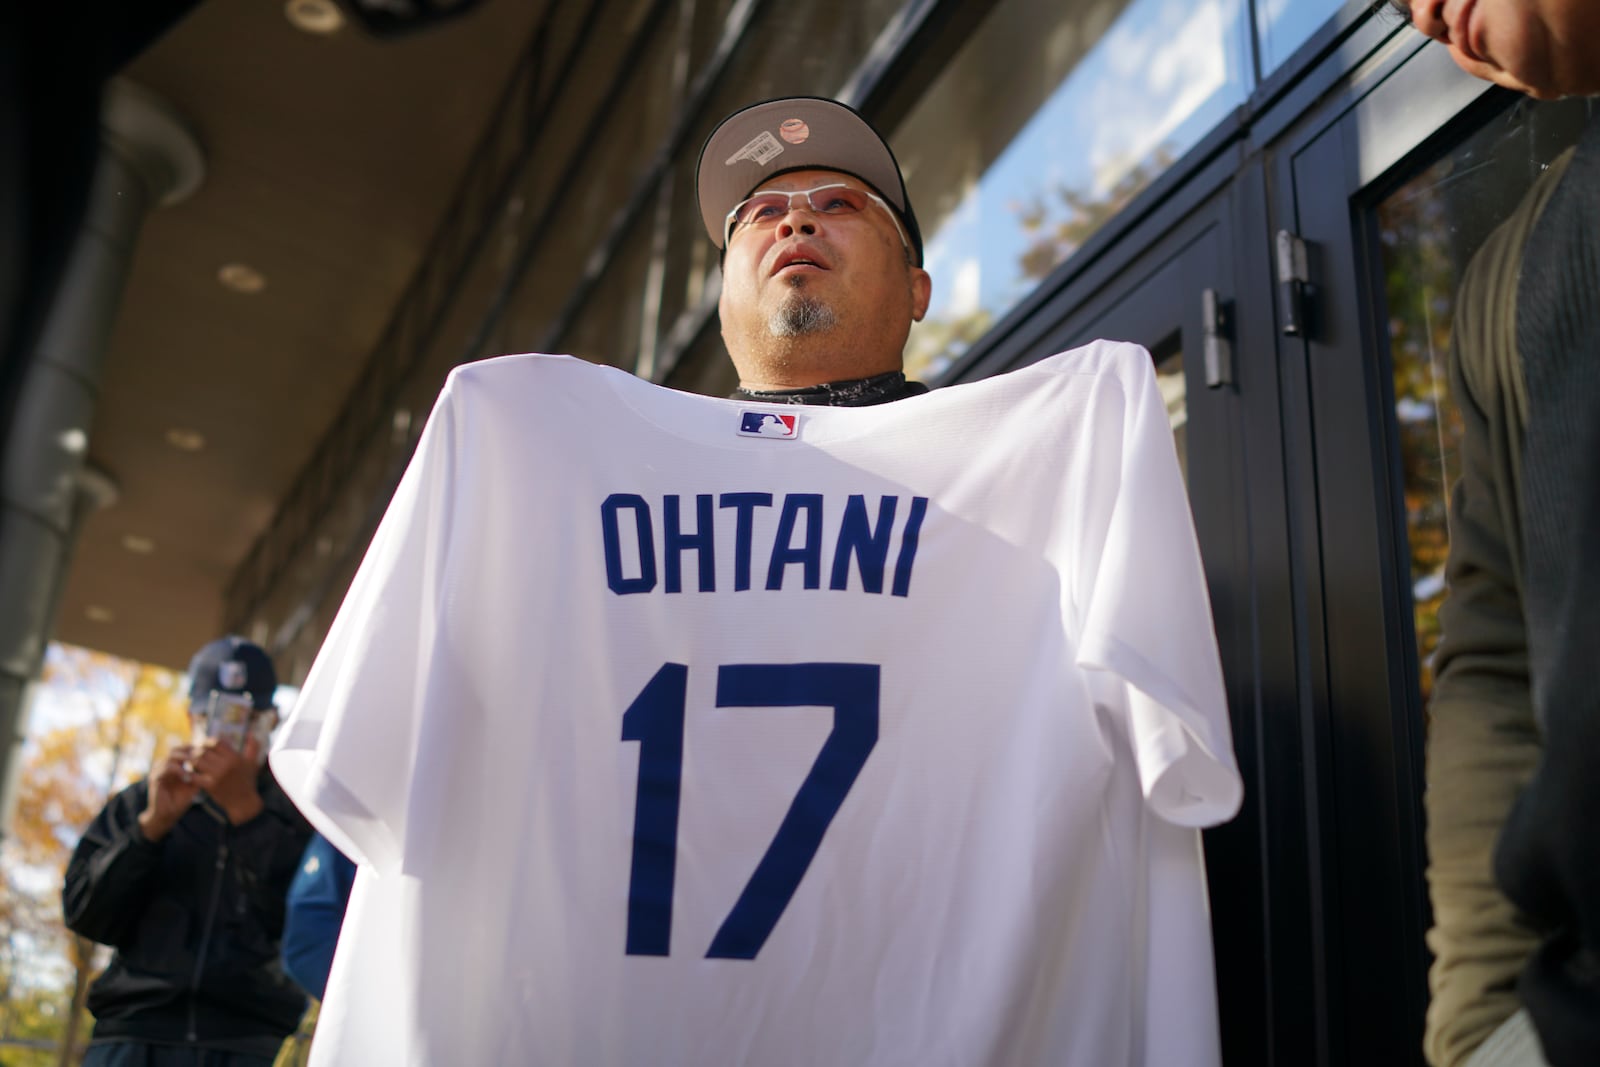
[{"xmin": 909, "ymin": 267, "xmax": 932, "ymax": 322}]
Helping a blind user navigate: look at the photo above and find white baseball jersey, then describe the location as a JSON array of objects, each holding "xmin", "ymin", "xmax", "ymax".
[{"xmin": 271, "ymin": 340, "xmax": 1242, "ymax": 1066}]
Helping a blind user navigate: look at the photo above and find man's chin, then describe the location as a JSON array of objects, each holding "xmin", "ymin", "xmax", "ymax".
[{"xmin": 768, "ymin": 293, "xmax": 838, "ymax": 338}]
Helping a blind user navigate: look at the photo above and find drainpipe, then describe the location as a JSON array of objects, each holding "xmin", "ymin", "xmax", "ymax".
[{"xmin": 0, "ymin": 79, "xmax": 204, "ymax": 834}]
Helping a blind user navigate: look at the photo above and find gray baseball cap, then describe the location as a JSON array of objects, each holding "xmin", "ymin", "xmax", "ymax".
[{"xmin": 697, "ymin": 96, "xmax": 923, "ymax": 265}]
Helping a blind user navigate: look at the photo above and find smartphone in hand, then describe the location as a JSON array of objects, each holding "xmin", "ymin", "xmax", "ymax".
[{"xmin": 198, "ymin": 691, "xmax": 253, "ymax": 751}]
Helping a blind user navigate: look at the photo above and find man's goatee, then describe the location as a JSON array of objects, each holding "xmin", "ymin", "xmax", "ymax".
[{"xmin": 769, "ymin": 293, "xmax": 837, "ymax": 337}]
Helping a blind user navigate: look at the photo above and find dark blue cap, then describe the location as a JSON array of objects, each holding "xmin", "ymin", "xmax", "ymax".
[{"xmin": 187, "ymin": 636, "xmax": 277, "ymax": 711}]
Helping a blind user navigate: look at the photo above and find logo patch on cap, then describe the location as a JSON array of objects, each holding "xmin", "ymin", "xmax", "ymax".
[
  {"xmin": 218, "ymin": 659, "xmax": 248, "ymax": 690},
  {"xmin": 737, "ymin": 411, "xmax": 799, "ymax": 439},
  {"xmin": 726, "ymin": 130, "xmax": 784, "ymax": 168},
  {"xmin": 779, "ymin": 118, "xmax": 810, "ymax": 145}
]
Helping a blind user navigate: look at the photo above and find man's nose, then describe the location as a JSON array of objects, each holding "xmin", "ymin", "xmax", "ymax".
[{"xmin": 776, "ymin": 200, "xmax": 821, "ymax": 239}]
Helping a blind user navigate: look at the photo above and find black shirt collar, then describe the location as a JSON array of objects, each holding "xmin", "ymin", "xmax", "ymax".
[{"xmin": 729, "ymin": 370, "xmax": 928, "ymax": 407}]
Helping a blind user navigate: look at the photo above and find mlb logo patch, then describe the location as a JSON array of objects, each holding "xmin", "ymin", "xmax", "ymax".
[
  {"xmin": 737, "ymin": 411, "xmax": 799, "ymax": 439},
  {"xmin": 218, "ymin": 660, "xmax": 248, "ymax": 689}
]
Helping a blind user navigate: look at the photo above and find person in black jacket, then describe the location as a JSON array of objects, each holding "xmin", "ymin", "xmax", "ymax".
[{"xmin": 62, "ymin": 636, "xmax": 311, "ymax": 1067}]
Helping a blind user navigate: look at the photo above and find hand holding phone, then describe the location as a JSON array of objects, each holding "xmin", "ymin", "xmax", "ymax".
[{"xmin": 141, "ymin": 745, "xmax": 200, "ymax": 841}]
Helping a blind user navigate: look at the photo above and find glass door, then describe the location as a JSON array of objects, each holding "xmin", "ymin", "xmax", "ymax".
[{"xmin": 1368, "ymin": 99, "xmax": 1592, "ymax": 702}]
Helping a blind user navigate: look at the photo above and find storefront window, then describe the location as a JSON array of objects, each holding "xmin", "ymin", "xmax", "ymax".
[
  {"xmin": 894, "ymin": 0, "xmax": 1252, "ymax": 380},
  {"xmin": 1375, "ymin": 98, "xmax": 1590, "ymax": 698}
]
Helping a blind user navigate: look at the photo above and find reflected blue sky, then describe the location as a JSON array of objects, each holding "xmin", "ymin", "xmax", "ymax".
[
  {"xmin": 895, "ymin": 0, "xmax": 1359, "ymax": 378},
  {"xmin": 903, "ymin": 0, "xmax": 1252, "ymax": 377},
  {"xmin": 1256, "ymin": 0, "xmax": 1348, "ymax": 74}
]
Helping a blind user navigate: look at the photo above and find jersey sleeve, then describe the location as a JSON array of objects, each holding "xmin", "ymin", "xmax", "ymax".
[
  {"xmin": 1071, "ymin": 342, "xmax": 1242, "ymax": 828},
  {"xmin": 269, "ymin": 378, "xmax": 460, "ymax": 875}
]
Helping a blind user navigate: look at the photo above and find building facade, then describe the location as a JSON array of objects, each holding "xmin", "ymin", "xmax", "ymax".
[{"xmin": 204, "ymin": 2, "xmax": 1587, "ymax": 1062}]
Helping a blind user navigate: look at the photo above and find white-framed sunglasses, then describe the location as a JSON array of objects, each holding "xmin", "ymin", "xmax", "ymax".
[{"xmin": 724, "ymin": 182, "xmax": 914, "ymax": 260}]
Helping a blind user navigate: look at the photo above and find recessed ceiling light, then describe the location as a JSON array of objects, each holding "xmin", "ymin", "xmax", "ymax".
[
  {"xmin": 285, "ymin": 0, "xmax": 345, "ymax": 34},
  {"xmin": 122, "ymin": 534, "xmax": 156, "ymax": 554},
  {"xmin": 164, "ymin": 428, "xmax": 206, "ymax": 454},
  {"xmin": 218, "ymin": 262, "xmax": 267, "ymax": 294},
  {"xmin": 165, "ymin": 428, "xmax": 206, "ymax": 452},
  {"xmin": 85, "ymin": 605, "xmax": 115, "ymax": 624}
]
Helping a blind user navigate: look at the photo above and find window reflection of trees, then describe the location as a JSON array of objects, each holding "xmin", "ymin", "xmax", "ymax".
[
  {"xmin": 897, "ymin": 0, "xmax": 1250, "ymax": 380},
  {"xmin": 1016, "ymin": 150, "xmax": 1176, "ymax": 281},
  {"xmin": 1377, "ymin": 99, "xmax": 1591, "ymax": 701},
  {"xmin": 1379, "ymin": 169, "xmax": 1462, "ymax": 698}
]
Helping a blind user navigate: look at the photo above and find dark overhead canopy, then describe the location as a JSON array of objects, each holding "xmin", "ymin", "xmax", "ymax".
[{"xmin": 52, "ymin": 0, "xmax": 551, "ymax": 669}]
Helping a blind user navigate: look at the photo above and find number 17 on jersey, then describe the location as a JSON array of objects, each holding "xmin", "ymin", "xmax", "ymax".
[{"xmin": 620, "ymin": 661, "xmax": 880, "ymax": 960}]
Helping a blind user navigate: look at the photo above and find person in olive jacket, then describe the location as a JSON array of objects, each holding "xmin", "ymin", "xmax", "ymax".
[
  {"xmin": 1395, "ymin": 3, "xmax": 1600, "ymax": 1066},
  {"xmin": 63, "ymin": 637, "xmax": 311, "ymax": 1067}
]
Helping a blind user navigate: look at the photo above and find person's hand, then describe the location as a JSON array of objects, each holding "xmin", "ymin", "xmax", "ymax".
[
  {"xmin": 138, "ymin": 745, "xmax": 200, "ymax": 842},
  {"xmin": 191, "ymin": 735, "xmax": 264, "ymax": 825}
]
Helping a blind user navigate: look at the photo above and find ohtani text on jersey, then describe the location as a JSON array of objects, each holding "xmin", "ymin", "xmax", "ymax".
[{"xmin": 600, "ymin": 492, "xmax": 928, "ymax": 597}]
